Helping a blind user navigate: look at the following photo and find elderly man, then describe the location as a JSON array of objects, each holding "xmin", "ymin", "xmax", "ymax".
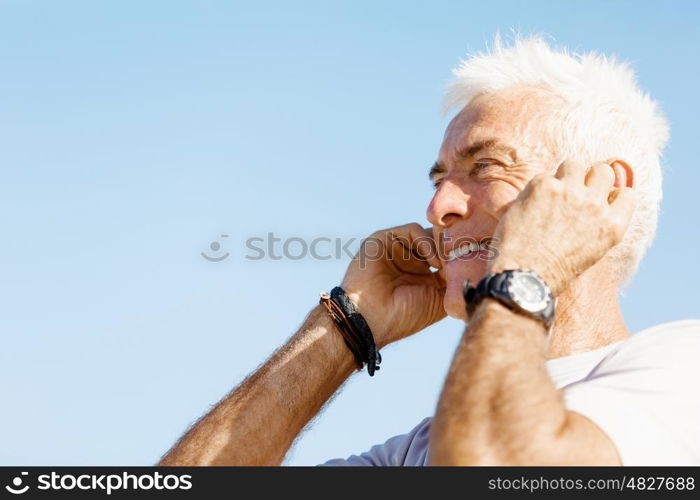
[{"xmin": 160, "ymin": 37, "xmax": 700, "ymax": 466}]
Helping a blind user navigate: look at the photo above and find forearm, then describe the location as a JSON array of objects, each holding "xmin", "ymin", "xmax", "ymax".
[
  {"xmin": 429, "ymin": 299, "xmax": 567, "ymax": 465},
  {"xmin": 159, "ymin": 305, "xmax": 356, "ymax": 465}
]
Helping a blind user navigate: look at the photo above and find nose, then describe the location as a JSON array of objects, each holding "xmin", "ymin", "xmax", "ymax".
[{"xmin": 426, "ymin": 179, "xmax": 469, "ymax": 227}]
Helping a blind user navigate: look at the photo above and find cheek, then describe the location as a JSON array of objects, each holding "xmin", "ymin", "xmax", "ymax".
[{"xmin": 479, "ymin": 178, "xmax": 525, "ymax": 218}]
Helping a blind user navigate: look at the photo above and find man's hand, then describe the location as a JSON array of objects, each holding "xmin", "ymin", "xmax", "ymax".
[
  {"xmin": 340, "ymin": 223, "xmax": 446, "ymax": 348},
  {"xmin": 489, "ymin": 160, "xmax": 637, "ymax": 295}
]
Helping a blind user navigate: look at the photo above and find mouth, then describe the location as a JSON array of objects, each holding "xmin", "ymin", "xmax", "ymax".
[{"xmin": 445, "ymin": 237, "xmax": 493, "ymax": 262}]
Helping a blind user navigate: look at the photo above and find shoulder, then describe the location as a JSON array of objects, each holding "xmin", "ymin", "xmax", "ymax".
[
  {"xmin": 570, "ymin": 319, "xmax": 700, "ymax": 389},
  {"xmin": 624, "ymin": 319, "xmax": 700, "ymax": 349},
  {"xmin": 562, "ymin": 319, "xmax": 700, "ymax": 465},
  {"xmin": 593, "ymin": 319, "xmax": 700, "ymax": 374}
]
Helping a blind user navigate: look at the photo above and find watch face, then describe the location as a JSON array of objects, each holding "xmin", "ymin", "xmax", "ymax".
[{"xmin": 509, "ymin": 272, "xmax": 549, "ymax": 312}]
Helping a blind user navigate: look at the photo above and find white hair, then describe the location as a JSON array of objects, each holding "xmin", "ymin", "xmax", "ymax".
[{"xmin": 444, "ymin": 35, "xmax": 669, "ymax": 284}]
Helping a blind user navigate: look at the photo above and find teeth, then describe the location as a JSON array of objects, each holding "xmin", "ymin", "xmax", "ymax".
[{"xmin": 447, "ymin": 241, "xmax": 489, "ymax": 262}]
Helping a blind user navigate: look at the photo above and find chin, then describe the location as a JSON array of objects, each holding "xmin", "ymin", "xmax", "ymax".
[
  {"xmin": 444, "ymin": 288, "xmax": 468, "ymax": 320},
  {"xmin": 443, "ymin": 258, "xmax": 489, "ymax": 321}
]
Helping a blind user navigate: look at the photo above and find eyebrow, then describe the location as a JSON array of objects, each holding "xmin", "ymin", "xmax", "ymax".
[
  {"xmin": 456, "ymin": 139, "xmax": 516, "ymax": 161},
  {"xmin": 429, "ymin": 161, "xmax": 446, "ymax": 182},
  {"xmin": 429, "ymin": 138, "xmax": 517, "ymax": 183}
]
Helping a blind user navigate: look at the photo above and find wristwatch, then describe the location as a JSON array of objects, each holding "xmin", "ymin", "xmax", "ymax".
[{"xmin": 463, "ymin": 270, "xmax": 556, "ymax": 331}]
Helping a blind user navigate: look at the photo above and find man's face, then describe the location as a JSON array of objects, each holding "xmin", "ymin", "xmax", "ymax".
[{"xmin": 427, "ymin": 87, "xmax": 560, "ymax": 320}]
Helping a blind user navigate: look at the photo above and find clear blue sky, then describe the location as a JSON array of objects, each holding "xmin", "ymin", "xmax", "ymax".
[{"xmin": 1, "ymin": 0, "xmax": 698, "ymax": 465}]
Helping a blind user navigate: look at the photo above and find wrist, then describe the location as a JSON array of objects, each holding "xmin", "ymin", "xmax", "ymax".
[
  {"xmin": 474, "ymin": 297, "xmax": 548, "ymax": 333},
  {"xmin": 466, "ymin": 268, "xmax": 557, "ymax": 332},
  {"xmin": 318, "ymin": 288, "xmax": 383, "ymax": 376},
  {"xmin": 487, "ymin": 255, "xmax": 523, "ymax": 274},
  {"xmin": 305, "ymin": 305, "xmax": 359, "ymax": 380},
  {"xmin": 342, "ymin": 290, "xmax": 392, "ymax": 349},
  {"xmin": 488, "ymin": 254, "xmax": 565, "ymax": 297}
]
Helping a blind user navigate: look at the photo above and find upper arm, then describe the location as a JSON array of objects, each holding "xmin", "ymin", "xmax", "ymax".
[
  {"xmin": 552, "ymin": 410, "xmax": 621, "ymax": 465},
  {"xmin": 558, "ymin": 321, "xmax": 700, "ymax": 465}
]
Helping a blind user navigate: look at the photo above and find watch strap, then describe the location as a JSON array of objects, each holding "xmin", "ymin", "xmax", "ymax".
[
  {"xmin": 464, "ymin": 272, "xmax": 507, "ymax": 318},
  {"xmin": 464, "ymin": 270, "xmax": 554, "ymax": 331}
]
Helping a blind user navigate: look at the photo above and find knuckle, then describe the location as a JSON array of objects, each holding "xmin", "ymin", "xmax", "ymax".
[
  {"xmin": 530, "ymin": 174, "xmax": 558, "ymax": 193},
  {"xmin": 591, "ymin": 162, "xmax": 614, "ymax": 182},
  {"xmin": 540, "ymin": 176, "xmax": 563, "ymax": 194},
  {"xmin": 586, "ymin": 196, "xmax": 604, "ymax": 213},
  {"xmin": 366, "ymin": 230, "xmax": 389, "ymax": 249},
  {"xmin": 369, "ymin": 229, "xmax": 385, "ymax": 241},
  {"xmin": 604, "ymin": 215, "xmax": 626, "ymax": 243},
  {"xmin": 530, "ymin": 173, "xmax": 548, "ymax": 186}
]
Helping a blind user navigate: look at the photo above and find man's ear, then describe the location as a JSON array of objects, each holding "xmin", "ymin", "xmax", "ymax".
[{"xmin": 607, "ymin": 158, "xmax": 635, "ymax": 188}]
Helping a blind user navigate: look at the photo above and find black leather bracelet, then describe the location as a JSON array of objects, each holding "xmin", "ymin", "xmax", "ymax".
[{"xmin": 328, "ymin": 287, "xmax": 382, "ymax": 376}]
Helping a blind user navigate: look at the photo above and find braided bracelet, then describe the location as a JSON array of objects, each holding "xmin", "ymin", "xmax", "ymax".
[{"xmin": 319, "ymin": 287, "xmax": 382, "ymax": 376}]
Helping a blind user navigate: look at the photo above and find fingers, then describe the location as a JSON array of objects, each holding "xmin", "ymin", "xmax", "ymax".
[
  {"xmin": 554, "ymin": 159, "xmax": 586, "ymax": 184},
  {"xmin": 417, "ymin": 239, "xmax": 444, "ymax": 272},
  {"xmin": 411, "ymin": 225, "xmax": 443, "ymax": 270},
  {"xmin": 585, "ymin": 162, "xmax": 616, "ymax": 195},
  {"xmin": 548, "ymin": 160, "xmax": 636, "ymax": 244},
  {"xmin": 380, "ymin": 223, "xmax": 442, "ymax": 271},
  {"xmin": 557, "ymin": 159, "xmax": 619, "ymax": 205},
  {"xmin": 608, "ymin": 186, "xmax": 637, "ymax": 211},
  {"xmin": 557, "ymin": 159, "xmax": 617, "ymax": 197}
]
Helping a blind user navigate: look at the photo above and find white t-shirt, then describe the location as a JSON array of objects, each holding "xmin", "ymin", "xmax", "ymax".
[{"xmin": 321, "ymin": 319, "xmax": 700, "ymax": 466}]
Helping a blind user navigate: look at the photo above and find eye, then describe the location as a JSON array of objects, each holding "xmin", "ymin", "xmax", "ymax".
[
  {"xmin": 432, "ymin": 177, "xmax": 444, "ymax": 189},
  {"xmin": 472, "ymin": 159, "xmax": 499, "ymax": 175}
]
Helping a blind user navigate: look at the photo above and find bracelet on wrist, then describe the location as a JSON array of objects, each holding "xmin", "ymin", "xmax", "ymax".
[{"xmin": 319, "ymin": 287, "xmax": 382, "ymax": 376}]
